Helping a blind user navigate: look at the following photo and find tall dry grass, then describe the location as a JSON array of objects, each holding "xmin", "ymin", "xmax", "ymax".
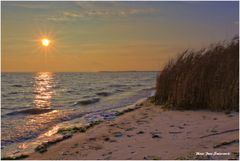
[{"xmin": 155, "ymin": 36, "xmax": 239, "ymax": 111}]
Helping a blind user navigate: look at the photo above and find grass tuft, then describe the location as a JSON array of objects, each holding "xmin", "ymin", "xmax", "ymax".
[{"xmin": 155, "ymin": 36, "xmax": 239, "ymax": 111}]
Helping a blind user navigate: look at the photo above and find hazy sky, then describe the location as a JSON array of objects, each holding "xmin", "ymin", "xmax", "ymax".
[{"xmin": 2, "ymin": 1, "xmax": 239, "ymax": 72}]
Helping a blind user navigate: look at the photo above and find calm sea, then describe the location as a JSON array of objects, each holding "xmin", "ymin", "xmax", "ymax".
[{"xmin": 1, "ymin": 72, "xmax": 157, "ymax": 156}]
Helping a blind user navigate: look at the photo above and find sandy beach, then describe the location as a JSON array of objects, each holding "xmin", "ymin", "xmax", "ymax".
[{"xmin": 27, "ymin": 99, "xmax": 239, "ymax": 160}]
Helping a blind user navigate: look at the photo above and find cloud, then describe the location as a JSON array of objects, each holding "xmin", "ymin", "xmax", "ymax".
[
  {"xmin": 47, "ymin": 7, "xmax": 160, "ymax": 22},
  {"xmin": 5, "ymin": 2, "xmax": 50, "ymax": 9}
]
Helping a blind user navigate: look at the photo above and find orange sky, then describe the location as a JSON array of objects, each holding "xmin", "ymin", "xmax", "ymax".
[{"xmin": 2, "ymin": 1, "xmax": 238, "ymax": 72}]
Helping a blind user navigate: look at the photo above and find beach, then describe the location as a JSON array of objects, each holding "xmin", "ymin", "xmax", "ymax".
[
  {"xmin": 27, "ymin": 99, "xmax": 239, "ymax": 160},
  {"xmin": 1, "ymin": 72, "xmax": 156, "ymax": 158},
  {"xmin": 2, "ymin": 1, "xmax": 239, "ymax": 160}
]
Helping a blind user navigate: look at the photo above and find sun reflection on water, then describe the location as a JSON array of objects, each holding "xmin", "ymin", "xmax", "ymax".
[{"xmin": 33, "ymin": 72, "xmax": 54, "ymax": 108}]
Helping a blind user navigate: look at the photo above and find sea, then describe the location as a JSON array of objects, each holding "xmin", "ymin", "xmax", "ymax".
[{"xmin": 1, "ymin": 72, "xmax": 157, "ymax": 157}]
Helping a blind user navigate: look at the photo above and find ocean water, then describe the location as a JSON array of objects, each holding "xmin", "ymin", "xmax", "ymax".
[{"xmin": 1, "ymin": 72, "xmax": 157, "ymax": 156}]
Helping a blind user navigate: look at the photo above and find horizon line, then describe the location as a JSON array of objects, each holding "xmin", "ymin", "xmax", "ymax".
[{"xmin": 1, "ymin": 70, "xmax": 160, "ymax": 73}]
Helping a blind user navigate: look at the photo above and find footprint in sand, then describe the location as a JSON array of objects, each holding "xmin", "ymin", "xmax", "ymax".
[
  {"xmin": 88, "ymin": 137, "xmax": 97, "ymax": 141},
  {"xmin": 144, "ymin": 155, "xmax": 161, "ymax": 160},
  {"xmin": 103, "ymin": 137, "xmax": 110, "ymax": 141},
  {"xmin": 137, "ymin": 131, "xmax": 145, "ymax": 134},
  {"xmin": 109, "ymin": 139, "xmax": 117, "ymax": 143},
  {"xmin": 150, "ymin": 132, "xmax": 162, "ymax": 138},
  {"xmin": 169, "ymin": 131, "xmax": 182, "ymax": 134},
  {"xmin": 71, "ymin": 143, "xmax": 79, "ymax": 148},
  {"xmin": 102, "ymin": 151, "xmax": 112, "ymax": 157},
  {"xmin": 61, "ymin": 151, "xmax": 69, "ymax": 156},
  {"xmin": 178, "ymin": 126, "xmax": 184, "ymax": 129},
  {"xmin": 113, "ymin": 132, "xmax": 123, "ymax": 137},
  {"xmin": 125, "ymin": 127, "xmax": 136, "ymax": 131}
]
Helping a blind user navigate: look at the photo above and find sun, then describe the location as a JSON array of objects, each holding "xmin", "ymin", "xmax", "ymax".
[{"xmin": 41, "ymin": 38, "xmax": 50, "ymax": 47}]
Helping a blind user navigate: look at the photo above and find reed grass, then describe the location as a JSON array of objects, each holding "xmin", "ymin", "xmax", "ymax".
[{"xmin": 155, "ymin": 36, "xmax": 239, "ymax": 111}]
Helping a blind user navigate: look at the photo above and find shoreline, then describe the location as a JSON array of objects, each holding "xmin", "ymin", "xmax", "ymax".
[
  {"xmin": 25, "ymin": 99, "xmax": 239, "ymax": 160},
  {"xmin": 1, "ymin": 96, "xmax": 150, "ymax": 160}
]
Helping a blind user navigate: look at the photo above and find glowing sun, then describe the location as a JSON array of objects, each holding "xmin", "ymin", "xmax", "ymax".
[{"xmin": 41, "ymin": 38, "xmax": 50, "ymax": 47}]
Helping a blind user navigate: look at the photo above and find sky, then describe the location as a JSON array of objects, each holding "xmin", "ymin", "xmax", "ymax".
[{"xmin": 2, "ymin": 1, "xmax": 239, "ymax": 72}]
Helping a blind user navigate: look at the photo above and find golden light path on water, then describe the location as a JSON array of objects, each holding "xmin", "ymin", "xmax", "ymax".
[
  {"xmin": 12, "ymin": 72, "xmax": 67, "ymax": 153},
  {"xmin": 34, "ymin": 72, "xmax": 54, "ymax": 108}
]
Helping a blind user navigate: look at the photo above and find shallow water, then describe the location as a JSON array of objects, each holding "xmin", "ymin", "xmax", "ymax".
[{"xmin": 1, "ymin": 72, "xmax": 156, "ymax": 156}]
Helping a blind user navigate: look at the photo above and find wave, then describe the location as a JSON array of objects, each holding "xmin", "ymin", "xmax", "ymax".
[
  {"xmin": 12, "ymin": 84, "xmax": 23, "ymax": 87},
  {"xmin": 5, "ymin": 108, "xmax": 54, "ymax": 116},
  {"xmin": 108, "ymin": 84, "xmax": 128, "ymax": 88},
  {"xmin": 8, "ymin": 92, "xmax": 19, "ymax": 95},
  {"xmin": 96, "ymin": 92, "xmax": 112, "ymax": 97},
  {"xmin": 72, "ymin": 98, "xmax": 100, "ymax": 106}
]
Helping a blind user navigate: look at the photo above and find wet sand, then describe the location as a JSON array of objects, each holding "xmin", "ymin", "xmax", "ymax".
[{"xmin": 27, "ymin": 100, "xmax": 239, "ymax": 160}]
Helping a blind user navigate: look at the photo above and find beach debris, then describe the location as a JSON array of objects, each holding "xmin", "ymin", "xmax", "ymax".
[
  {"xmin": 58, "ymin": 127, "xmax": 86, "ymax": 135},
  {"xmin": 1, "ymin": 154, "xmax": 29, "ymax": 160},
  {"xmin": 101, "ymin": 113, "xmax": 116, "ymax": 120},
  {"xmin": 116, "ymin": 108, "xmax": 136, "ymax": 116},
  {"xmin": 57, "ymin": 120, "xmax": 103, "ymax": 135},
  {"xmin": 199, "ymin": 128, "xmax": 239, "ymax": 138},
  {"xmin": 213, "ymin": 139, "xmax": 239, "ymax": 148},
  {"xmin": 35, "ymin": 135, "xmax": 71, "ymax": 154},
  {"xmin": 143, "ymin": 155, "xmax": 161, "ymax": 160},
  {"xmin": 35, "ymin": 120, "xmax": 104, "ymax": 154},
  {"xmin": 35, "ymin": 143, "xmax": 48, "ymax": 153}
]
